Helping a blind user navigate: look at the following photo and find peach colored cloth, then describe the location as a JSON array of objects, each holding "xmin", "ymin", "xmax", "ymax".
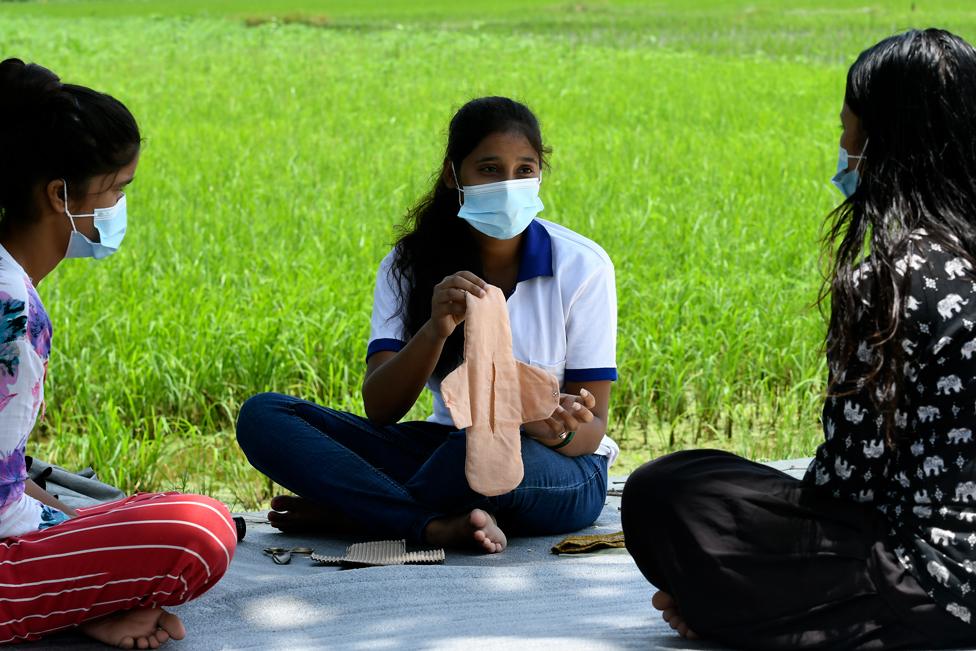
[{"xmin": 441, "ymin": 285, "xmax": 560, "ymax": 497}]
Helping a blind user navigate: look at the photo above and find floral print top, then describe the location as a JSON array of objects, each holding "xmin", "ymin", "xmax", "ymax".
[
  {"xmin": 805, "ymin": 231, "xmax": 976, "ymax": 625},
  {"xmin": 0, "ymin": 244, "xmax": 49, "ymax": 538}
]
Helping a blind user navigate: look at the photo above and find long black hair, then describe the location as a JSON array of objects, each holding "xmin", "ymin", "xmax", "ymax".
[
  {"xmin": 821, "ymin": 28, "xmax": 976, "ymax": 443},
  {"xmin": 391, "ymin": 96, "xmax": 549, "ymax": 380},
  {"xmin": 0, "ymin": 58, "xmax": 140, "ymax": 230}
]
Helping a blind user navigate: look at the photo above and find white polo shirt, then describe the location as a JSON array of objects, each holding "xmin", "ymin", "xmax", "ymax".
[{"xmin": 367, "ymin": 218, "xmax": 619, "ymax": 465}]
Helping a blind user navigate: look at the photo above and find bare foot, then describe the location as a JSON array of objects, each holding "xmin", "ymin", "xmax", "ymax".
[
  {"xmin": 652, "ymin": 591, "xmax": 699, "ymax": 640},
  {"xmin": 424, "ymin": 508, "xmax": 507, "ymax": 553},
  {"xmin": 80, "ymin": 607, "xmax": 185, "ymax": 649},
  {"xmin": 268, "ymin": 495, "xmax": 364, "ymax": 534}
]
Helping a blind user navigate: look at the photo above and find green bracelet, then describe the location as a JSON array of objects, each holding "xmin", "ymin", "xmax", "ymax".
[{"xmin": 548, "ymin": 431, "xmax": 576, "ymax": 450}]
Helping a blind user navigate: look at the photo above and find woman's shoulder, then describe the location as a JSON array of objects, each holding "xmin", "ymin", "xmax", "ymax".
[
  {"xmin": 536, "ymin": 219, "xmax": 613, "ymax": 274},
  {"xmin": 900, "ymin": 229, "xmax": 972, "ymax": 276},
  {"xmin": 0, "ymin": 259, "xmax": 32, "ymax": 316}
]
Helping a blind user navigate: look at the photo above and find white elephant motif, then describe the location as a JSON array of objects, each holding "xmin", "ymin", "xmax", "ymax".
[
  {"xmin": 938, "ymin": 294, "xmax": 969, "ymax": 320},
  {"xmin": 947, "ymin": 603, "xmax": 972, "ymax": 624},
  {"xmin": 948, "ymin": 428, "xmax": 973, "ymax": 445},
  {"xmin": 856, "ymin": 489, "xmax": 874, "ymax": 503},
  {"xmin": 963, "ymin": 339, "xmax": 976, "ymax": 360},
  {"xmin": 931, "ymin": 527, "xmax": 956, "ymax": 545},
  {"xmin": 824, "ymin": 418, "xmax": 836, "ymax": 441},
  {"xmin": 844, "ymin": 401, "xmax": 868, "ymax": 424},
  {"xmin": 923, "ymin": 456, "xmax": 945, "ymax": 477},
  {"xmin": 896, "ymin": 471, "xmax": 911, "ymax": 488},
  {"xmin": 911, "ymin": 441, "xmax": 926, "ymax": 457},
  {"xmin": 956, "ymin": 481, "xmax": 976, "ymax": 503},
  {"xmin": 834, "ymin": 457, "xmax": 854, "ymax": 481},
  {"xmin": 933, "ymin": 336, "xmax": 954, "ymax": 355},
  {"xmin": 957, "ymin": 510, "xmax": 976, "ymax": 523},
  {"xmin": 895, "ymin": 410, "xmax": 908, "ymax": 430},
  {"xmin": 904, "ymin": 363, "xmax": 918, "ymax": 382},
  {"xmin": 964, "ymin": 559, "xmax": 976, "ymax": 574},
  {"xmin": 913, "ymin": 505, "xmax": 932, "ymax": 518},
  {"xmin": 915, "ymin": 489, "xmax": 932, "ymax": 504},
  {"xmin": 896, "ymin": 253, "xmax": 926, "ymax": 275},
  {"xmin": 937, "ymin": 375, "xmax": 964, "ymax": 395},
  {"xmin": 928, "ymin": 560, "xmax": 951, "ymax": 586},
  {"xmin": 902, "ymin": 338, "xmax": 918, "ymax": 355},
  {"xmin": 862, "ymin": 439, "xmax": 885, "ymax": 459},
  {"xmin": 815, "ymin": 465, "xmax": 830, "ymax": 486},
  {"xmin": 946, "ymin": 257, "xmax": 972, "ymax": 279},
  {"xmin": 917, "ymin": 406, "xmax": 940, "ymax": 423},
  {"xmin": 904, "ymin": 295, "xmax": 922, "ymax": 315},
  {"xmin": 856, "ymin": 341, "xmax": 872, "ymax": 363}
]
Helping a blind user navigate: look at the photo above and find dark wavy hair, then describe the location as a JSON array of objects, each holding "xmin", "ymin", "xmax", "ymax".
[
  {"xmin": 821, "ymin": 28, "xmax": 976, "ymax": 443},
  {"xmin": 0, "ymin": 58, "xmax": 140, "ymax": 229},
  {"xmin": 391, "ymin": 96, "xmax": 549, "ymax": 380}
]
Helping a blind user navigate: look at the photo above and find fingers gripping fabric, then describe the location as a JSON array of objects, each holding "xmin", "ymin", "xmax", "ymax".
[{"xmin": 441, "ymin": 285, "xmax": 560, "ymax": 496}]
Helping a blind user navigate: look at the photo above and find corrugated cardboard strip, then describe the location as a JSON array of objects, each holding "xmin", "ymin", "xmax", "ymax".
[{"xmin": 312, "ymin": 539, "xmax": 445, "ymax": 567}]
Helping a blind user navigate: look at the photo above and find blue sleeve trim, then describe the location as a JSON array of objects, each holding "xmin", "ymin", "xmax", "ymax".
[
  {"xmin": 564, "ymin": 367, "xmax": 618, "ymax": 382},
  {"xmin": 366, "ymin": 338, "xmax": 406, "ymax": 361}
]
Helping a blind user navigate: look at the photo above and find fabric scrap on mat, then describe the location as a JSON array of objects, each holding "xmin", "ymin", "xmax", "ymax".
[{"xmin": 551, "ymin": 531, "xmax": 625, "ymax": 554}]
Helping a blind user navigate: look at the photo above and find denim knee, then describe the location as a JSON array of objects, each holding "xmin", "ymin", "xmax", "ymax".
[{"xmin": 235, "ymin": 391, "xmax": 289, "ymax": 460}]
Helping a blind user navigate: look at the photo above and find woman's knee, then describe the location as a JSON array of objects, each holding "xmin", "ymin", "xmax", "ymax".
[
  {"xmin": 621, "ymin": 450, "xmax": 717, "ymax": 539},
  {"xmin": 236, "ymin": 391, "xmax": 290, "ymax": 456},
  {"xmin": 149, "ymin": 494, "xmax": 236, "ymax": 576}
]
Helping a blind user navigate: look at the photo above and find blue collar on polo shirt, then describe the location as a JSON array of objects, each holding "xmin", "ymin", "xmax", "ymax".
[{"xmin": 516, "ymin": 220, "xmax": 554, "ymax": 283}]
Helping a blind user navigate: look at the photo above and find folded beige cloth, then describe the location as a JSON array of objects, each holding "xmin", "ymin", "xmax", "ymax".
[
  {"xmin": 550, "ymin": 531, "xmax": 626, "ymax": 555},
  {"xmin": 441, "ymin": 285, "xmax": 561, "ymax": 497}
]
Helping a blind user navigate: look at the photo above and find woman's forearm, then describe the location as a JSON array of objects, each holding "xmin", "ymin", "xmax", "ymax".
[
  {"xmin": 24, "ymin": 479, "xmax": 79, "ymax": 518},
  {"xmin": 362, "ymin": 321, "xmax": 447, "ymax": 425},
  {"xmin": 549, "ymin": 414, "xmax": 607, "ymax": 457}
]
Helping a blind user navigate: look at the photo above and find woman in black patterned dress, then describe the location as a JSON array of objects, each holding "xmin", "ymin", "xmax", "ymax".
[{"xmin": 622, "ymin": 29, "xmax": 976, "ymax": 649}]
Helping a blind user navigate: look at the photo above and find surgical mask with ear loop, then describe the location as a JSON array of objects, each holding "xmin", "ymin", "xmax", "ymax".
[
  {"xmin": 62, "ymin": 180, "xmax": 128, "ymax": 259},
  {"xmin": 831, "ymin": 140, "xmax": 868, "ymax": 198},
  {"xmin": 452, "ymin": 163, "xmax": 544, "ymax": 240}
]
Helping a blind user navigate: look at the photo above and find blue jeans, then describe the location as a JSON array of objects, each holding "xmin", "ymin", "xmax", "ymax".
[{"xmin": 236, "ymin": 392, "xmax": 609, "ymax": 544}]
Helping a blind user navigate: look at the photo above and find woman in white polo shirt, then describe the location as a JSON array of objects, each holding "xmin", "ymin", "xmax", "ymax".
[{"xmin": 237, "ymin": 96, "xmax": 617, "ymax": 553}]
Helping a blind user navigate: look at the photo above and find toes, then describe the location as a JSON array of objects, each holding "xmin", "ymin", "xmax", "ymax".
[
  {"xmin": 270, "ymin": 495, "xmax": 300, "ymax": 511},
  {"xmin": 158, "ymin": 611, "xmax": 186, "ymax": 641},
  {"xmin": 148, "ymin": 634, "xmax": 161, "ymax": 649},
  {"xmin": 154, "ymin": 629, "xmax": 170, "ymax": 644},
  {"xmin": 266, "ymin": 511, "xmax": 295, "ymax": 531},
  {"xmin": 120, "ymin": 637, "xmax": 135, "ymax": 650},
  {"xmin": 651, "ymin": 591, "xmax": 674, "ymax": 610},
  {"xmin": 468, "ymin": 509, "xmax": 489, "ymax": 529},
  {"xmin": 136, "ymin": 636, "xmax": 149, "ymax": 650}
]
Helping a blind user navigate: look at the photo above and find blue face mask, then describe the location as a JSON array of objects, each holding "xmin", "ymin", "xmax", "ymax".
[
  {"xmin": 63, "ymin": 180, "xmax": 127, "ymax": 259},
  {"xmin": 831, "ymin": 144, "xmax": 867, "ymax": 198},
  {"xmin": 453, "ymin": 164, "xmax": 544, "ymax": 240}
]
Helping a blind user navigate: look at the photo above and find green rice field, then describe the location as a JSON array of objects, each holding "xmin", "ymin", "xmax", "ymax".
[{"xmin": 3, "ymin": 0, "xmax": 975, "ymax": 509}]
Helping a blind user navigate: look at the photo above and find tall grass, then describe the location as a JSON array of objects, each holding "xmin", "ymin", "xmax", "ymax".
[{"xmin": 2, "ymin": 1, "xmax": 974, "ymax": 508}]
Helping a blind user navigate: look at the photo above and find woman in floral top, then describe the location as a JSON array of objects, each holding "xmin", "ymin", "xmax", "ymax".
[
  {"xmin": 622, "ymin": 29, "xmax": 976, "ymax": 648},
  {"xmin": 0, "ymin": 59, "xmax": 236, "ymax": 648}
]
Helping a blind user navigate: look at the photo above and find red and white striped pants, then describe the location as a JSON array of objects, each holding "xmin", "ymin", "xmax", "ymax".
[{"xmin": 0, "ymin": 491, "xmax": 236, "ymax": 645}]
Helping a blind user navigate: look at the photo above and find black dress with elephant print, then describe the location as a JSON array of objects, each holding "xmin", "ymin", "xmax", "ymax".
[{"xmin": 805, "ymin": 231, "xmax": 976, "ymax": 625}]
